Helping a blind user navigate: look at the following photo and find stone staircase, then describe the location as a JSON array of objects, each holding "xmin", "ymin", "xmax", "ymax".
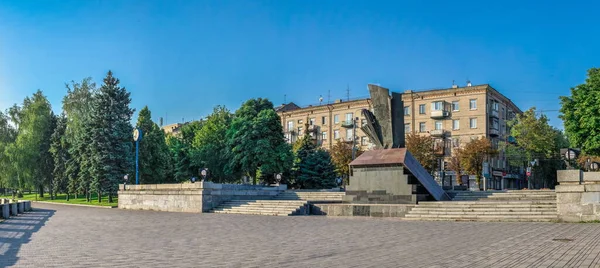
[
  {"xmin": 210, "ymin": 191, "xmax": 345, "ymax": 216},
  {"xmin": 211, "ymin": 200, "xmax": 309, "ymax": 216},
  {"xmin": 271, "ymin": 191, "xmax": 345, "ymax": 202},
  {"xmin": 404, "ymin": 190, "xmax": 557, "ymax": 222}
]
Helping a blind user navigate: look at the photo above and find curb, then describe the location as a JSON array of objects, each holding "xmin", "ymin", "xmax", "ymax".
[{"xmin": 32, "ymin": 201, "xmax": 117, "ymax": 209}]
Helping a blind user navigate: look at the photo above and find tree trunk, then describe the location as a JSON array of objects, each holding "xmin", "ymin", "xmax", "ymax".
[
  {"xmin": 98, "ymin": 190, "xmax": 101, "ymax": 203},
  {"xmin": 108, "ymin": 192, "xmax": 113, "ymax": 203},
  {"xmin": 86, "ymin": 189, "xmax": 90, "ymax": 202},
  {"xmin": 74, "ymin": 192, "xmax": 78, "ymax": 199},
  {"xmin": 39, "ymin": 185, "xmax": 44, "ymax": 198},
  {"xmin": 251, "ymin": 171, "xmax": 257, "ymax": 185},
  {"xmin": 66, "ymin": 192, "xmax": 70, "ymax": 201}
]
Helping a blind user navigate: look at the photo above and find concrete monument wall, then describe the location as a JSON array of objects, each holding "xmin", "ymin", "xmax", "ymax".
[
  {"xmin": 118, "ymin": 182, "xmax": 286, "ymax": 213},
  {"xmin": 556, "ymin": 170, "xmax": 600, "ymax": 222},
  {"xmin": 344, "ymin": 166, "xmax": 418, "ymax": 204}
]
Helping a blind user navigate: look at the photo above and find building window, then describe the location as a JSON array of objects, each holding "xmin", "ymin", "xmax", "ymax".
[
  {"xmin": 287, "ymin": 121, "xmax": 294, "ymax": 131},
  {"xmin": 322, "ymin": 116, "xmax": 327, "ymax": 125},
  {"xmin": 309, "ymin": 118, "xmax": 315, "ymax": 126},
  {"xmin": 322, "ymin": 131, "xmax": 327, "ymax": 140},
  {"xmin": 491, "ymin": 101, "xmax": 499, "ymax": 111},
  {"xmin": 431, "ymin": 101, "xmax": 444, "ymax": 111},
  {"xmin": 419, "ymin": 122, "xmax": 426, "ymax": 132},
  {"xmin": 469, "ymin": 99, "xmax": 477, "ymax": 110},
  {"xmin": 361, "ymin": 136, "xmax": 367, "ymax": 146},
  {"xmin": 492, "ymin": 118, "xmax": 499, "ymax": 129},
  {"xmin": 405, "ymin": 123, "xmax": 410, "ymax": 133},
  {"xmin": 470, "ymin": 118, "xmax": 477, "ymax": 128},
  {"xmin": 345, "ymin": 113, "xmax": 353, "ymax": 123},
  {"xmin": 435, "ymin": 120, "xmax": 442, "ymax": 130},
  {"xmin": 453, "ymin": 119, "xmax": 460, "ymax": 130},
  {"xmin": 298, "ymin": 127, "xmax": 304, "ymax": 136},
  {"xmin": 452, "ymin": 138, "xmax": 460, "ymax": 148},
  {"xmin": 452, "ymin": 101, "xmax": 459, "ymax": 111},
  {"xmin": 419, "ymin": 104, "xmax": 425, "ymax": 114},
  {"xmin": 361, "ymin": 119, "xmax": 367, "ymax": 126},
  {"xmin": 404, "ymin": 106, "xmax": 410, "ymax": 115},
  {"xmin": 346, "ymin": 129, "xmax": 353, "ymax": 141},
  {"xmin": 501, "ymin": 108, "xmax": 505, "ymax": 119},
  {"xmin": 334, "ymin": 115, "xmax": 339, "ymax": 124},
  {"xmin": 298, "ymin": 119, "xmax": 303, "ymax": 124},
  {"xmin": 334, "ymin": 130, "xmax": 340, "ymax": 139}
]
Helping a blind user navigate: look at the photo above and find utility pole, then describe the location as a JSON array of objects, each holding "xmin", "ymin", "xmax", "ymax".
[{"xmin": 352, "ymin": 117, "xmax": 357, "ymax": 160}]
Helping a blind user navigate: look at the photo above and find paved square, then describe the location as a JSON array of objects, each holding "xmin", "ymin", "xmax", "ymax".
[{"xmin": 1, "ymin": 203, "xmax": 600, "ymax": 268}]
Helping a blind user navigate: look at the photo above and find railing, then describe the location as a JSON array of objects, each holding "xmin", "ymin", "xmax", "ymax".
[{"xmin": 430, "ymin": 110, "xmax": 450, "ymax": 119}]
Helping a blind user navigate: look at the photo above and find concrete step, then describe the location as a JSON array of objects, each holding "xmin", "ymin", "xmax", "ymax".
[
  {"xmin": 215, "ymin": 205, "xmax": 304, "ymax": 209},
  {"xmin": 214, "ymin": 208, "xmax": 301, "ymax": 213},
  {"xmin": 408, "ymin": 211, "xmax": 557, "ymax": 215},
  {"xmin": 212, "ymin": 210, "xmax": 291, "ymax": 216},
  {"xmin": 222, "ymin": 201, "xmax": 307, "ymax": 205},
  {"xmin": 402, "ymin": 217, "xmax": 555, "ymax": 222},
  {"xmin": 421, "ymin": 200, "xmax": 556, "ymax": 205},
  {"xmin": 405, "ymin": 214, "xmax": 557, "ymax": 219},
  {"xmin": 411, "ymin": 207, "xmax": 556, "ymax": 212}
]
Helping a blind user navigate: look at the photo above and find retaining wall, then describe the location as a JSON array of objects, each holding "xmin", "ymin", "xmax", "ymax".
[
  {"xmin": 556, "ymin": 170, "xmax": 600, "ymax": 222},
  {"xmin": 118, "ymin": 182, "xmax": 287, "ymax": 213}
]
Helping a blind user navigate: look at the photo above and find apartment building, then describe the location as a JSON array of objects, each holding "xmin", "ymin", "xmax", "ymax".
[
  {"xmin": 401, "ymin": 83, "xmax": 522, "ymax": 189},
  {"xmin": 161, "ymin": 123, "xmax": 183, "ymax": 136},
  {"xmin": 275, "ymin": 98, "xmax": 373, "ymax": 151}
]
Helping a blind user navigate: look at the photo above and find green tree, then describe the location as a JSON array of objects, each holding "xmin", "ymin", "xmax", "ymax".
[
  {"xmin": 135, "ymin": 106, "xmax": 170, "ymax": 184},
  {"xmin": 460, "ymin": 137, "xmax": 498, "ymax": 186},
  {"xmin": 50, "ymin": 114, "xmax": 69, "ymax": 199},
  {"xmin": 560, "ymin": 68, "xmax": 600, "ymax": 155},
  {"xmin": 227, "ymin": 98, "xmax": 292, "ymax": 184},
  {"xmin": 509, "ymin": 108, "xmax": 567, "ymax": 188},
  {"xmin": 191, "ymin": 106, "xmax": 234, "ymax": 183},
  {"xmin": 7, "ymin": 91, "xmax": 55, "ymax": 196},
  {"xmin": 0, "ymin": 110, "xmax": 17, "ymax": 195},
  {"xmin": 405, "ymin": 133, "xmax": 438, "ymax": 173},
  {"xmin": 62, "ymin": 78, "xmax": 96, "ymax": 199},
  {"xmin": 89, "ymin": 71, "xmax": 134, "ymax": 203},
  {"xmin": 292, "ymin": 135, "xmax": 336, "ymax": 189}
]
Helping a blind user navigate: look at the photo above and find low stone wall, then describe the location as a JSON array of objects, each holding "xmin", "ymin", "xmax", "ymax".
[
  {"xmin": 556, "ymin": 170, "xmax": 600, "ymax": 222},
  {"xmin": 0, "ymin": 199, "xmax": 30, "ymax": 219},
  {"xmin": 311, "ymin": 203, "xmax": 415, "ymax": 217},
  {"xmin": 118, "ymin": 182, "xmax": 287, "ymax": 213}
]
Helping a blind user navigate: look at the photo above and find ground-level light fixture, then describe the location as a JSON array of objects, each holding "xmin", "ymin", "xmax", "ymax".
[
  {"xmin": 200, "ymin": 168, "xmax": 208, "ymax": 181},
  {"xmin": 560, "ymin": 148, "xmax": 581, "ymax": 169}
]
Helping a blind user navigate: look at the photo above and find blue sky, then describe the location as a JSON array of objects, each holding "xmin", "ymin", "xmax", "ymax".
[{"xmin": 1, "ymin": 1, "xmax": 599, "ymax": 128}]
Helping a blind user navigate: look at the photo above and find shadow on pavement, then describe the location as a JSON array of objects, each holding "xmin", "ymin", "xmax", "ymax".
[{"xmin": 0, "ymin": 208, "xmax": 55, "ymax": 267}]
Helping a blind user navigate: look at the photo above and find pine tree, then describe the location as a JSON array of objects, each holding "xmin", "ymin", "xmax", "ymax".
[
  {"xmin": 293, "ymin": 135, "xmax": 336, "ymax": 189},
  {"xmin": 50, "ymin": 115, "xmax": 69, "ymax": 199},
  {"xmin": 135, "ymin": 106, "xmax": 170, "ymax": 184},
  {"xmin": 89, "ymin": 71, "xmax": 134, "ymax": 203}
]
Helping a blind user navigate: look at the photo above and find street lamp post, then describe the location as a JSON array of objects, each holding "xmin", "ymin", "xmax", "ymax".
[
  {"xmin": 133, "ymin": 128, "xmax": 142, "ymax": 185},
  {"xmin": 200, "ymin": 168, "xmax": 208, "ymax": 182},
  {"xmin": 352, "ymin": 117, "xmax": 358, "ymax": 160}
]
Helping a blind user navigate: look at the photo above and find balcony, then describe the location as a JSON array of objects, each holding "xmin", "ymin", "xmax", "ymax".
[
  {"xmin": 430, "ymin": 110, "xmax": 450, "ymax": 119},
  {"xmin": 489, "ymin": 109, "xmax": 499, "ymax": 118},
  {"xmin": 430, "ymin": 129, "xmax": 446, "ymax": 137},
  {"xmin": 489, "ymin": 128, "xmax": 500, "ymax": 137},
  {"xmin": 341, "ymin": 120, "xmax": 355, "ymax": 128}
]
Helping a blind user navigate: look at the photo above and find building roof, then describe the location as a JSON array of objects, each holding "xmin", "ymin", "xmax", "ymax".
[{"xmin": 275, "ymin": 102, "xmax": 301, "ymax": 112}]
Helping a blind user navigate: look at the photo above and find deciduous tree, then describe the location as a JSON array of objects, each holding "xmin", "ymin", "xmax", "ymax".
[
  {"xmin": 405, "ymin": 133, "xmax": 437, "ymax": 173},
  {"xmin": 330, "ymin": 140, "xmax": 363, "ymax": 186},
  {"xmin": 460, "ymin": 137, "xmax": 497, "ymax": 185},
  {"xmin": 560, "ymin": 68, "xmax": 600, "ymax": 155},
  {"xmin": 227, "ymin": 98, "xmax": 291, "ymax": 184}
]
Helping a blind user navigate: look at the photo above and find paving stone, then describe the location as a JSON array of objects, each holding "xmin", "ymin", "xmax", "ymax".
[{"xmin": 1, "ymin": 203, "xmax": 600, "ymax": 267}]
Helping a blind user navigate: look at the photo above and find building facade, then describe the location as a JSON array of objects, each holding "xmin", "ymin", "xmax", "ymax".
[
  {"xmin": 276, "ymin": 98, "xmax": 374, "ymax": 151},
  {"xmin": 401, "ymin": 83, "xmax": 522, "ymax": 190},
  {"xmin": 278, "ymin": 83, "xmax": 523, "ymax": 190}
]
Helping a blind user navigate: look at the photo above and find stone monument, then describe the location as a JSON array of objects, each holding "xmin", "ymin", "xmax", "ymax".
[{"xmin": 344, "ymin": 84, "xmax": 450, "ymax": 203}]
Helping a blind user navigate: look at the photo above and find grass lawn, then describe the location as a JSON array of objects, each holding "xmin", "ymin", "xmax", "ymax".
[{"xmin": 0, "ymin": 193, "xmax": 118, "ymax": 207}]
